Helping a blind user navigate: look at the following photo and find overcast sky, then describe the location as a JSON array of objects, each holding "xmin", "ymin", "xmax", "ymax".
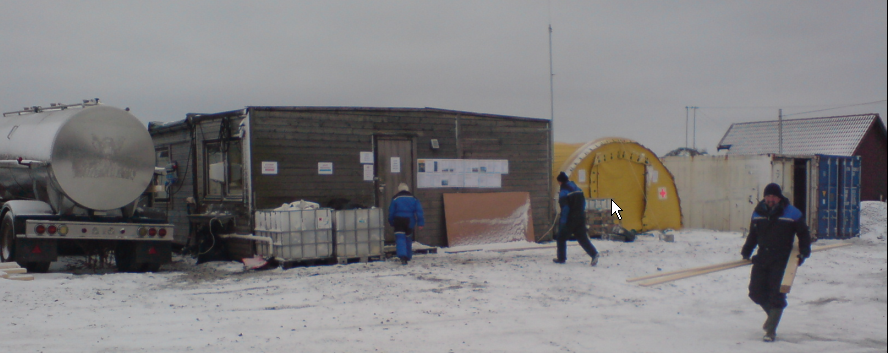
[{"xmin": 2, "ymin": 1, "xmax": 885, "ymax": 155}]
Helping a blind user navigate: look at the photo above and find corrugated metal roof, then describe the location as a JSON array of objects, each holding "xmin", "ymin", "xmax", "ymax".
[{"xmin": 717, "ymin": 114, "xmax": 880, "ymax": 156}]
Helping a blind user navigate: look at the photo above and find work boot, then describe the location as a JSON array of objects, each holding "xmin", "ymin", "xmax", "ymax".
[
  {"xmin": 760, "ymin": 304, "xmax": 771, "ymax": 330},
  {"xmin": 400, "ymin": 257, "xmax": 409, "ymax": 265},
  {"xmin": 553, "ymin": 258, "xmax": 565, "ymax": 264},
  {"xmin": 762, "ymin": 308, "xmax": 784, "ymax": 342},
  {"xmin": 590, "ymin": 253, "xmax": 599, "ymax": 267}
]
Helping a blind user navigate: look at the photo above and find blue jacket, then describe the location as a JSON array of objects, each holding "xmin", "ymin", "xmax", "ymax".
[
  {"xmin": 741, "ymin": 198, "xmax": 811, "ymax": 264},
  {"xmin": 388, "ymin": 191, "xmax": 425, "ymax": 229},
  {"xmin": 559, "ymin": 181, "xmax": 586, "ymax": 226}
]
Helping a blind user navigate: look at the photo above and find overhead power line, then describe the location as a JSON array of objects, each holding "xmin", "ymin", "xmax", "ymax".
[
  {"xmin": 695, "ymin": 99, "xmax": 886, "ymax": 111},
  {"xmin": 781, "ymin": 100, "xmax": 887, "ymax": 117}
]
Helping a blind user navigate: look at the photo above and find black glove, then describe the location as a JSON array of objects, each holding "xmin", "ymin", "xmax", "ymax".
[
  {"xmin": 741, "ymin": 253, "xmax": 751, "ymax": 261},
  {"xmin": 797, "ymin": 254, "xmax": 806, "ymax": 266}
]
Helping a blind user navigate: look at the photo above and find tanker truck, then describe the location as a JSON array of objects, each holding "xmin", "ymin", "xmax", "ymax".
[{"xmin": 0, "ymin": 99, "xmax": 173, "ymax": 272}]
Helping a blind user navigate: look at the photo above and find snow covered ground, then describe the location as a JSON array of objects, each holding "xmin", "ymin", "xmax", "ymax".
[{"xmin": 2, "ymin": 202, "xmax": 885, "ymax": 353}]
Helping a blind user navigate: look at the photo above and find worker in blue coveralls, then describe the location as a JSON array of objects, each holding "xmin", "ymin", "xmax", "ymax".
[
  {"xmin": 741, "ymin": 183, "xmax": 811, "ymax": 342},
  {"xmin": 388, "ymin": 182, "xmax": 425, "ymax": 265},
  {"xmin": 553, "ymin": 172, "xmax": 600, "ymax": 266}
]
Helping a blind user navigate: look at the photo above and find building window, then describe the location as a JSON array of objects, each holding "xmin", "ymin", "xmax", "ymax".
[
  {"xmin": 205, "ymin": 139, "xmax": 243, "ymax": 198},
  {"xmin": 154, "ymin": 147, "xmax": 171, "ymax": 200}
]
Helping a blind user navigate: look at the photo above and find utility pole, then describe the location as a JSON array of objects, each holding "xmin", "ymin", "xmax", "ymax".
[
  {"xmin": 688, "ymin": 106, "xmax": 699, "ymax": 150},
  {"xmin": 778, "ymin": 109, "xmax": 783, "ymax": 154},
  {"xmin": 685, "ymin": 106, "xmax": 689, "ymax": 148}
]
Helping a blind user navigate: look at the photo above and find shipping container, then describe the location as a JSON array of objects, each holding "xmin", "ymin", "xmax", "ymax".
[{"xmin": 662, "ymin": 154, "xmax": 860, "ymax": 239}]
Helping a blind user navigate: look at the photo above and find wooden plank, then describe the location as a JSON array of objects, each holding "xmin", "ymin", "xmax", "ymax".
[
  {"xmin": 0, "ymin": 262, "xmax": 22, "ymax": 270},
  {"xmin": 8, "ymin": 275, "xmax": 34, "ymax": 281},
  {"xmin": 627, "ymin": 260, "xmax": 751, "ymax": 283},
  {"xmin": 780, "ymin": 238, "xmax": 801, "ymax": 293},
  {"xmin": 633, "ymin": 242, "xmax": 852, "ymax": 287},
  {"xmin": 637, "ymin": 261, "xmax": 752, "ymax": 287},
  {"xmin": 2, "ymin": 267, "xmax": 27, "ymax": 275},
  {"xmin": 0, "ymin": 270, "xmax": 6, "ymax": 279}
]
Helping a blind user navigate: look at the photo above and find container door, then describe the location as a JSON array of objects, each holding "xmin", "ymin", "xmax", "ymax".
[
  {"xmin": 817, "ymin": 155, "xmax": 839, "ymax": 238},
  {"xmin": 376, "ymin": 137, "xmax": 415, "ymax": 243},
  {"xmin": 838, "ymin": 156, "xmax": 862, "ymax": 238},
  {"xmin": 771, "ymin": 157, "xmax": 794, "ymax": 200}
]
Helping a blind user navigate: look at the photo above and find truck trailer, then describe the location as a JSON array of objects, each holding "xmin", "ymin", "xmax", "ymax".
[{"xmin": 1, "ymin": 99, "xmax": 173, "ymax": 272}]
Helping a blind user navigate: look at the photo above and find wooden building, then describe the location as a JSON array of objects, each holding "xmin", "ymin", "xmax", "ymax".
[{"xmin": 148, "ymin": 107, "xmax": 553, "ymax": 249}]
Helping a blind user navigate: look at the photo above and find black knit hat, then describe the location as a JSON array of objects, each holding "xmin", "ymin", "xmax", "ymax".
[
  {"xmin": 556, "ymin": 172, "xmax": 569, "ymax": 183},
  {"xmin": 763, "ymin": 183, "xmax": 783, "ymax": 198}
]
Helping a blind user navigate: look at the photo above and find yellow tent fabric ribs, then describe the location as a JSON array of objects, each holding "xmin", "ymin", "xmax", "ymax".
[{"xmin": 553, "ymin": 138, "xmax": 683, "ymax": 232}]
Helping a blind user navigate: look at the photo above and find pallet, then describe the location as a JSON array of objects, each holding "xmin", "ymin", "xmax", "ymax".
[
  {"xmin": 383, "ymin": 244, "xmax": 438, "ymax": 257},
  {"xmin": 336, "ymin": 255, "xmax": 383, "ymax": 265},
  {"xmin": 279, "ymin": 257, "xmax": 336, "ymax": 269},
  {"xmin": 586, "ymin": 210, "xmax": 615, "ymax": 238}
]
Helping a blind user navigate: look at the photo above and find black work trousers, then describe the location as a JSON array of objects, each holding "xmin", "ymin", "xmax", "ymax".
[
  {"xmin": 556, "ymin": 219, "xmax": 598, "ymax": 262},
  {"xmin": 748, "ymin": 257, "xmax": 789, "ymax": 310}
]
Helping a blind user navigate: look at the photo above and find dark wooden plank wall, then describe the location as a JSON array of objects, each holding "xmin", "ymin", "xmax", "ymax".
[{"xmin": 249, "ymin": 108, "xmax": 551, "ymax": 247}]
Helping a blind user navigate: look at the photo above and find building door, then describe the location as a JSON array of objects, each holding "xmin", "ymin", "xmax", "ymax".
[{"xmin": 376, "ymin": 137, "xmax": 415, "ymax": 243}]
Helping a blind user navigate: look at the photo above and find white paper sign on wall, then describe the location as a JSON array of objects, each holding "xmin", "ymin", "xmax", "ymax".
[
  {"xmin": 363, "ymin": 164, "xmax": 374, "ymax": 181},
  {"xmin": 318, "ymin": 162, "xmax": 333, "ymax": 175},
  {"xmin": 261, "ymin": 161, "xmax": 278, "ymax": 175},
  {"xmin": 360, "ymin": 152, "xmax": 374, "ymax": 164},
  {"xmin": 390, "ymin": 157, "xmax": 401, "ymax": 173},
  {"xmin": 578, "ymin": 169, "xmax": 587, "ymax": 183}
]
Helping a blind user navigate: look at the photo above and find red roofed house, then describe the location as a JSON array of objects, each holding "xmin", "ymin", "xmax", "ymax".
[{"xmin": 718, "ymin": 114, "xmax": 887, "ymax": 201}]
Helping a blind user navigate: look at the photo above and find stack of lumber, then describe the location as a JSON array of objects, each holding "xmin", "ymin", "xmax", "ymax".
[{"xmin": 0, "ymin": 262, "xmax": 34, "ymax": 281}]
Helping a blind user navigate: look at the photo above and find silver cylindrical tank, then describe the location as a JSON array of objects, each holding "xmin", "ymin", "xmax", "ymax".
[{"xmin": 0, "ymin": 105, "xmax": 155, "ymax": 211}]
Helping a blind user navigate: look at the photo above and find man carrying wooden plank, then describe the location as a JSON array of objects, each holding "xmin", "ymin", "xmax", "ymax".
[{"xmin": 740, "ymin": 183, "xmax": 811, "ymax": 342}]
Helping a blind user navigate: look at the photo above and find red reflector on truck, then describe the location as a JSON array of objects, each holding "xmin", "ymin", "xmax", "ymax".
[
  {"xmin": 148, "ymin": 247, "xmax": 157, "ymax": 255},
  {"xmin": 32, "ymin": 245, "xmax": 42, "ymax": 254}
]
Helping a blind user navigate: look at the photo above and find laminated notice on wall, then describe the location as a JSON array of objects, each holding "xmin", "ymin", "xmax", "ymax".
[
  {"xmin": 390, "ymin": 157, "xmax": 401, "ymax": 173},
  {"xmin": 261, "ymin": 161, "xmax": 278, "ymax": 175},
  {"xmin": 318, "ymin": 162, "xmax": 333, "ymax": 175},
  {"xmin": 360, "ymin": 151, "xmax": 374, "ymax": 164},
  {"xmin": 363, "ymin": 164, "xmax": 374, "ymax": 181},
  {"xmin": 416, "ymin": 159, "xmax": 507, "ymax": 189}
]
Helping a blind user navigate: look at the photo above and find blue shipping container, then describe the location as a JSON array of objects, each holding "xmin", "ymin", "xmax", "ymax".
[{"xmin": 816, "ymin": 154, "xmax": 861, "ymax": 239}]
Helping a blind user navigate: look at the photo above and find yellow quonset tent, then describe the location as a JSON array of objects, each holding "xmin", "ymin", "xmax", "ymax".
[{"xmin": 553, "ymin": 138, "xmax": 682, "ymax": 232}]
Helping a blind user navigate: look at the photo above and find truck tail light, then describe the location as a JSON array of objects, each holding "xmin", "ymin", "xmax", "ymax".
[
  {"xmin": 158, "ymin": 228, "xmax": 167, "ymax": 237},
  {"xmin": 47, "ymin": 225, "xmax": 57, "ymax": 235},
  {"xmin": 35, "ymin": 225, "xmax": 46, "ymax": 234},
  {"xmin": 138, "ymin": 227, "xmax": 148, "ymax": 237},
  {"xmin": 59, "ymin": 225, "xmax": 69, "ymax": 235},
  {"xmin": 148, "ymin": 228, "xmax": 157, "ymax": 237}
]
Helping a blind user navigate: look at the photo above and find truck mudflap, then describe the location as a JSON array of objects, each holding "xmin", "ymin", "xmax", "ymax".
[
  {"xmin": 115, "ymin": 241, "xmax": 172, "ymax": 272},
  {"xmin": 14, "ymin": 238, "xmax": 58, "ymax": 263}
]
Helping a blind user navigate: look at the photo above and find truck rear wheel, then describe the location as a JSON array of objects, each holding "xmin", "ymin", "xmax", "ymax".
[
  {"xmin": 115, "ymin": 243, "xmax": 138, "ymax": 272},
  {"xmin": 25, "ymin": 262, "xmax": 51, "ymax": 273},
  {"xmin": 1, "ymin": 213, "xmax": 16, "ymax": 263},
  {"xmin": 141, "ymin": 262, "xmax": 162, "ymax": 272}
]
